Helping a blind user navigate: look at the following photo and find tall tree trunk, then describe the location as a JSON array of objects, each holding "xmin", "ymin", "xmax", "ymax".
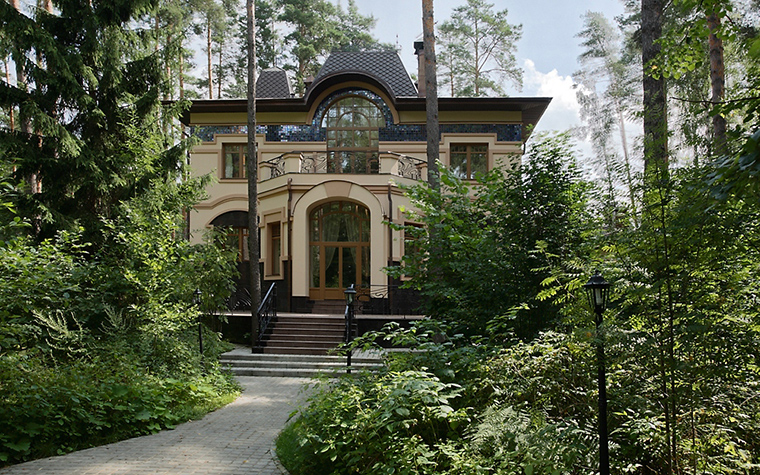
[
  {"xmin": 642, "ymin": 0, "xmax": 675, "ymax": 471},
  {"xmin": 422, "ymin": 0, "xmax": 439, "ymax": 192},
  {"xmin": 155, "ymin": 13, "xmax": 160, "ymax": 53},
  {"xmin": 179, "ymin": 43, "xmax": 185, "ymax": 99},
  {"xmin": 12, "ymin": 0, "xmax": 39, "ymax": 203},
  {"xmin": 4, "ymin": 56, "xmax": 14, "ymax": 130},
  {"xmin": 207, "ymin": 19, "xmax": 213, "ymax": 99},
  {"xmin": 642, "ymin": 0, "xmax": 668, "ymax": 175},
  {"xmin": 707, "ymin": 11, "xmax": 727, "ymax": 155},
  {"xmin": 218, "ymin": 41, "xmax": 223, "ymax": 99},
  {"xmin": 246, "ymin": 0, "xmax": 261, "ymax": 351}
]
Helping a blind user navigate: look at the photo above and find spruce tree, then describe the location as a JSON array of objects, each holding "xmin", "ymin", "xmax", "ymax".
[{"xmin": 0, "ymin": 0, "xmax": 187, "ymax": 243}]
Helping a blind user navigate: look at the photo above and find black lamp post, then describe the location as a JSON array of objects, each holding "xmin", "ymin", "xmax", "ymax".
[
  {"xmin": 584, "ymin": 270, "xmax": 611, "ymax": 475},
  {"xmin": 193, "ymin": 288, "xmax": 204, "ymax": 356},
  {"xmin": 344, "ymin": 284, "xmax": 357, "ymax": 374}
]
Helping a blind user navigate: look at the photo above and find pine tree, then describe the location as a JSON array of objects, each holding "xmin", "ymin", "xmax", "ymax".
[
  {"xmin": 245, "ymin": 0, "xmax": 261, "ymax": 350},
  {"xmin": 438, "ymin": 0, "xmax": 522, "ymax": 97}
]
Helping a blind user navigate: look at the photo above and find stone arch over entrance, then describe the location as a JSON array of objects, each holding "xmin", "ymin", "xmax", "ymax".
[{"xmin": 290, "ymin": 181, "xmax": 386, "ymax": 300}]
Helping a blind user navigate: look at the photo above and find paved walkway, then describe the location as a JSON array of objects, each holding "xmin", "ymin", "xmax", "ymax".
[{"xmin": 0, "ymin": 377, "xmax": 310, "ymax": 475}]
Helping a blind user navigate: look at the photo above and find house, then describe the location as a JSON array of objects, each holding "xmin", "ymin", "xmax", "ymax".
[{"xmin": 181, "ymin": 44, "xmax": 550, "ymax": 315}]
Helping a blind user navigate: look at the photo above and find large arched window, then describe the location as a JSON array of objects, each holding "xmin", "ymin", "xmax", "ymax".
[{"xmin": 322, "ymin": 96, "xmax": 386, "ymax": 174}]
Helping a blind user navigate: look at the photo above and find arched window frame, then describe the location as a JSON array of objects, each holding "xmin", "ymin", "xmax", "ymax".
[{"xmin": 321, "ymin": 95, "xmax": 386, "ymax": 174}]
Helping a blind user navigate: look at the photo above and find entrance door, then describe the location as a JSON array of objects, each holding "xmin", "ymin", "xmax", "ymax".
[{"xmin": 309, "ymin": 201, "xmax": 370, "ymax": 300}]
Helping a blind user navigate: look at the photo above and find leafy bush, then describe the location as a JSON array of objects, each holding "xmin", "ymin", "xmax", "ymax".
[
  {"xmin": 387, "ymin": 133, "xmax": 592, "ymax": 338},
  {"xmin": 0, "ymin": 348, "xmax": 239, "ymax": 465},
  {"xmin": 280, "ymin": 370, "xmax": 468, "ymax": 475},
  {"xmin": 278, "ymin": 324, "xmax": 599, "ymax": 475},
  {"xmin": 0, "ymin": 177, "xmax": 241, "ymax": 468}
]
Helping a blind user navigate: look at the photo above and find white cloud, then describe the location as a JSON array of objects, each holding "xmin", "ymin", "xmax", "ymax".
[{"xmin": 521, "ymin": 59, "xmax": 584, "ymax": 134}]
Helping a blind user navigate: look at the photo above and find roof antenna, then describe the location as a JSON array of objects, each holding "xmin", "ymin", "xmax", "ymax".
[{"xmin": 395, "ymin": 34, "xmax": 400, "ymax": 53}]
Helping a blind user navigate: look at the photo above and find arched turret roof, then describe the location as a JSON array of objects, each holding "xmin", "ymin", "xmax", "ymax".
[{"xmin": 308, "ymin": 51, "xmax": 417, "ymax": 100}]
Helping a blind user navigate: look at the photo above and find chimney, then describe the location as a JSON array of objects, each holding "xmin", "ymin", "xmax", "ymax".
[{"xmin": 414, "ymin": 41, "xmax": 425, "ymax": 97}]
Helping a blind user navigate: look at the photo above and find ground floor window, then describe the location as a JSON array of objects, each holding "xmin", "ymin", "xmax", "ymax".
[
  {"xmin": 269, "ymin": 223, "xmax": 281, "ymax": 276},
  {"xmin": 226, "ymin": 227, "xmax": 250, "ymax": 262}
]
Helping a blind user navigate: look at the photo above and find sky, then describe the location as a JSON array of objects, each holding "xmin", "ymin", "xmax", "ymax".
[{"xmin": 343, "ymin": 0, "xmax": 629, "ymax": 136}]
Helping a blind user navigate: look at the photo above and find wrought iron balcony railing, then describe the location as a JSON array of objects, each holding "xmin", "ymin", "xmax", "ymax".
[{"xmin": 259, "ymin": 151, "xmax": 427, "ymax": 181}]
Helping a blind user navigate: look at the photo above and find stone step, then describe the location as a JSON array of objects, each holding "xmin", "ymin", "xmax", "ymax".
[
  {"xmin": 221, "ymin": 359, "xmax": 380, "ymax": 371},
  {"xmin": 221, "ymin": 348, "xmax": 384, "ymax": 377},
  {"xmin": 257, "ymin": 339, "xmax": 340, "ymax": 349},
  {"xmin": 230, "ymin": 366, "xmax": 370, "ymax": 377},
  {"xmin": 273, "ymin": 315, "xmax": 344, "ymax": 323},
  {"xmin": 221, "ymin": 353, "xmax": 380, "ymax": 364},
  {"xmin": 261, "ymin": 333, "xmax": 343, "ymax": 342},
  {"xmin": 264, "ymin": 325, "xmax": 345, "ymax": 338}
]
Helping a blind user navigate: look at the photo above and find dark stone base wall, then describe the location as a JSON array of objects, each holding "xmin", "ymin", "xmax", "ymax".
[{"xmin": 290, "ymin": 296, "xmax": 312, "ymax": 313}]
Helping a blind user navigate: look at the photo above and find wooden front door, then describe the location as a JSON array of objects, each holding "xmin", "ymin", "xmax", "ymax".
[{"xmin": 309, "ymin": 201, "xmax": 370, "ymax": 300}]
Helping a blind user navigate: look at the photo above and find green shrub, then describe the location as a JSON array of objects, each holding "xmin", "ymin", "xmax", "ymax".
[
  {"xmin": 0, "ymin": 349, "xmax": 239, "ymax": 466},
  {"xmin": 279, "ymin": 370, "xmax": 469, "ymax": 475}
]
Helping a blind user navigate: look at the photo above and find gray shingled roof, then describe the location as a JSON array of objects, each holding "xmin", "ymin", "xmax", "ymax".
[
  {"xmin": 256, "ymin": 68, "xmax": 293, "ymax": 99},
  {"xmin": 313, "ymin": 51, "xmax": 417, "ymax": 97}
]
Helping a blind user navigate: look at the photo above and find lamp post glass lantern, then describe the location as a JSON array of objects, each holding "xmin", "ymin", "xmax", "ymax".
[
  {"xmin": 344, "ymin": 284, "xmax": 357, "ymax": 374},
  {"xmin": 584, "ymin": 270, "xmax": 611, "ymax": 475},
  {"xmin": 344, "ymin": 284, "xmax": 356, "ymax": 306},
  {"xmin": 193, "ymin": 289, "xmax": 204, "ymax": 356},
  {"xmin": 584, "ymin": 271, "xmax": 610, "ymax": 314}
]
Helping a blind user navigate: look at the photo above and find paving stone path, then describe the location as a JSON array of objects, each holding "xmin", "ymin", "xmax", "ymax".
[{"xmin": 0, "ymin": 377, "xmax": 310, "ymax": 475}]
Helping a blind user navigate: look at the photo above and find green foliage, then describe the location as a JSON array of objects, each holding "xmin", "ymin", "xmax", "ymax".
[
  {"xmin": 0, "ymin": 0, "xmax": 189, "ymax": 243},
  {"xmin": 278, "ymin": 326, "xmax": 600, "ymax": 474},
  {"xmin": 0, "ymin": 2, "xmax": 240, "ymax": 469},
  {"xmin": 282, "ymin": 139, "xmax": 760, "ymax": 474},
  {"xmin": 0, "ymin": 346, "xmax": 239, "ymax": 465},
  {"xmin": 0, "ymin": 214, "xmax": 239, "ymax": 466},
  {"xmin": 0, "ymin": 171, "xmax": 239, "ymax": 468},
  {"xmin": 388, "ymin": 132, "xmax": 592, "ymax": 338}
]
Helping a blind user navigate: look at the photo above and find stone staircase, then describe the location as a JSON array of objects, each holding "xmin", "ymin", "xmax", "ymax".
[
  {"xmin": 310, "ymin": 300, "xmax": 348, "ymax": 315},
  {"xmin": 220, "ymin": 347, "xmax": 384, "ymax": 378},
  {"xmin": 253, "ymin": 313, "xmax": 349, "ymax": 355}
]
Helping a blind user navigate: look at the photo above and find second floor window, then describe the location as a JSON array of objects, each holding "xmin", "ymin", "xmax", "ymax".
[
  {"xmin": 223, "ymin": 144, "xmax": 247, "ymax": 178},
  {"xmin": 450, "ymin": 144, "xmax": 488, "ymax": 180}
]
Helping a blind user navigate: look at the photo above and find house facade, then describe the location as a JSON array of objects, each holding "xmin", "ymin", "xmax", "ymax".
[{"xmin": 181, "ymin": 46, "xmax": 550, "ymax": 314}]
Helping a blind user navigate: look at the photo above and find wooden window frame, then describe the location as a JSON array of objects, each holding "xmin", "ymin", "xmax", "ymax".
[
  {"xmin": 450, "ymin": 143, "xmax": 489, "ymax": 180},
  {"xmin": 268, "ymin": 222, "xmax": 282, "ymax": 277},
  {"xmin": 222, "ymin": 144, "xmax": 247, "ymax": 179},
  {"xmin": 226, "ymin": 227, "xmax": 249, "ymax": 262}
]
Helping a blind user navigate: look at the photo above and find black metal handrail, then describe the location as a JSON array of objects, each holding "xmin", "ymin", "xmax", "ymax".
[
  {"xmin": 257, "ymin": 282, "xmax": 277, "ymax": 344},
  {"xmin": 353, "ymin": 284, "xmax": 422, "ymax": 316},
  {"xmin": 344, "ymin": 288, "xmax": 356, "ymax": 374}
]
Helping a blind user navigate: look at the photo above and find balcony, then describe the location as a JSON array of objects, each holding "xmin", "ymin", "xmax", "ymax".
[{"xmin": 260, "ymin": 151, "xmax": 427, "ymax": 182}]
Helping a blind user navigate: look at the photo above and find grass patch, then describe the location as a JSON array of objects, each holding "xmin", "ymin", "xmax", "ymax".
[{"xmin": 276, "ymin": 418, "xmax": 316, "ymax": 474}]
